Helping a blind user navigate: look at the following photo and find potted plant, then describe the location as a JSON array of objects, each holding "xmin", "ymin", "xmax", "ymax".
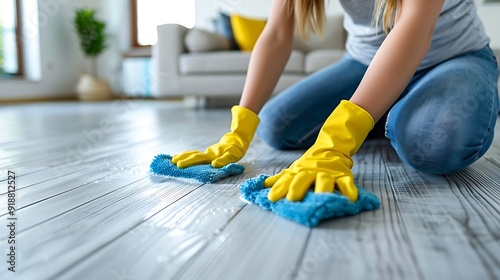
[{"xmin": 74, "ymin": 8, "xmax": 112, "ymax": 100}]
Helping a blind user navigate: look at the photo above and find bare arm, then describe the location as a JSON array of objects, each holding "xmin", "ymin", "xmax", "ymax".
[
  {"xmin": 349, "ymin": 0, "xmax": 446, "ymax": 122},
  {"xmin": 238, "ymin": 0, "xmax": 295, "ymax": 114}
]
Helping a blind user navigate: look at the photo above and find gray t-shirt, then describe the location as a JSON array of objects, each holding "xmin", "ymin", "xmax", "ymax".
[{"xmin": 339, "ymin": 0, "xmax": 490, "ymax": 70}]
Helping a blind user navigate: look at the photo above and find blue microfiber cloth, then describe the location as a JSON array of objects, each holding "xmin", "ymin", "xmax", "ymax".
[
  {"xmin": 240, "ymin": 175, "xmax": 380, "ymax": 227},
  {"xmin": 150, "ymin": 154, "xmax": 245, "ymax": 183}
]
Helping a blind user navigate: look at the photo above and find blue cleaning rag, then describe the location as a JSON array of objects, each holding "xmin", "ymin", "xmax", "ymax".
[
  {"xmin": 150, "ymin": 154, "xmax": 245, "ymax": 183},
  {"xmin": 240, "ymin": 175, "xmax": 381, "ymax": 227}
]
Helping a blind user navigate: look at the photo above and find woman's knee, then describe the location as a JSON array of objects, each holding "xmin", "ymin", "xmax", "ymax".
[
  {"xmin": 256, "ymin": 121, "xmax": 289, "ymax": 150},
  {"xmin": 257, "ymin": 104, "xmax": 315, "ymax": 150},
  {"xmin": 393, "ymin": 126, "xmax": 495, "ymax": 174},
  {"xmin": 256, "ymin": 103, "xmax": 288, "ymax": 150},
  {"xmin": 256, "ymin": 112, "xmax": 301, "ymax": 150},
  {"xmin": 387, "ymin": 52, "xmax": 499, "ymax": 174}
]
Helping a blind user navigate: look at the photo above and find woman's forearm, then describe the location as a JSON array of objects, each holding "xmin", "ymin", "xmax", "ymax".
[
  {"xmin": 239, "ymin": 34, "xmax": 294, "ymax": 114},
  {"xmin": 238, "ymin": 0, "xmax": 296, "ymax": 114},
  {"xmin": 350, "ymin": 0, "xmax": 444, "ymax": 122}
]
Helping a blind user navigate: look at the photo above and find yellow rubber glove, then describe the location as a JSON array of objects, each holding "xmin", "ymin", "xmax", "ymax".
[
  {"xmin": 265, "ymin": 100, "xmax": 374, "ymax": 202},
  {"xmin": 172, "ymin": 105, "xmax": 260, "ymax": 168}
]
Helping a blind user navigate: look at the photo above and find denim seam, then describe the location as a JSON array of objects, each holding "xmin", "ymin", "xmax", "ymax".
[
  {"xmin": 474, "ymin": 47, "xmax": 500, "ymax": 158},
  {"xmin": 471, "ymin": 87, "xmax": 497, "ymax": 161}
]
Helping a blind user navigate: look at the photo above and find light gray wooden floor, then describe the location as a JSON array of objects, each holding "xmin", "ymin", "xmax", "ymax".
[{"xmin": 0, "ymin": 100, "xmax": 499, "ymax": 280}]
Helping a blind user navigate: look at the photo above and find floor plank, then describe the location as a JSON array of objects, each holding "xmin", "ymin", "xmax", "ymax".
[
  {"xmin": 380, "ymin": 143, "xmax": 499, "ymax": 280},
  {"xmin": 55, "ymin": 139, "xmax": 306, "ymax": 280},
  {"xmin": 0, "ymin": 101, "xmax": 498, "ymax": 280},
  {"xmin": 298, "ymin": 141, "xmax": 425, "ymax": 280},
  {"xmin": 2, "ymin": 177, "xmax": 202, "ymax": 279}
]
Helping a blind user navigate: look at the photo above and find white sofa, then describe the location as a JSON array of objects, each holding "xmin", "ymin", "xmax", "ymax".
[
  {"xmin": 151, "ymin": 16, "xmax": 346, "ymax": 98},
  {"xmin": 151, "ymin": 16, "xmax": 500, "ymax": 101}
]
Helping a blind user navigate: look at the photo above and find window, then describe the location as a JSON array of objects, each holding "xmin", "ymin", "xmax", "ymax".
[
  {"xmin": 131, "ymin": 0, "xmax": 195, "ymax": 47},
  {"xmin": 0, "ymin": 0, "xmax": 22, "ymax": 76}
]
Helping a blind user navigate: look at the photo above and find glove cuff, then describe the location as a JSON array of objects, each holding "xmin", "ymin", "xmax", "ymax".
[
  {"xmin": 231, "ymin": 105, "xmax": 260, "ymax": 137},
  {"xmin": 340, "ymin": 100, "xmax": 375, "ymax": 131},
  {"xmin": 316, "ymin": 100, "xmax": 375, "ymax": 158}
]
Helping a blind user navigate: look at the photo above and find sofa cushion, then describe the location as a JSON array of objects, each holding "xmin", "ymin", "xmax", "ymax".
[
  {"xmin": 293, "ymin": 15, "xmax": 345, "ymax": 52},
  {"xmin": 305, "ymin": 50, "xmax": 345, "ymax": 74},
  {"xmin": 230, "ymin": 14, "xmax": 267, "ymax": 51},
  {"xmin": 180, "ymin": 50, "xmax": 304, "ymax": 74},
  {"xmin": 216, "ymin": 12, "xmax": 239, "ymax": 50},
  {"xmin": 184, "ymin": 28, "xmax": 231, "ymax": 52}
]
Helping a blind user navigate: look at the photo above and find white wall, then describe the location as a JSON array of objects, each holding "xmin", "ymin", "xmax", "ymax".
[
  {"xmin": 95, "ymin": 0, "xmax": 129, "ymax": 93},
  {"xmin": 0, "ymin": 0, "xmax": 127, "ymax": 100},
  {"xmin": 477, "ymin": 2, "xmax": 500, "ymax": 48}
]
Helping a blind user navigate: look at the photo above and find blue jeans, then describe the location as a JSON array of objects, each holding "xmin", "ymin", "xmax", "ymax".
[{"xmin": 257, "ymin": 46, "xmax": 499, "ymax": 174}]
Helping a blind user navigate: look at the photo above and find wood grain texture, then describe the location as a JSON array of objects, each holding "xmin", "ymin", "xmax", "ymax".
[{"xmin": 0, "ymin": 101, "xmax": 498, "ymax": 280}]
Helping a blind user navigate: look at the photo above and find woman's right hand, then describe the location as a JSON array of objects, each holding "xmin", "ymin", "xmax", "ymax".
[{"xmin": 172, "ymin": 106, "xmax": 260, "ymax": 168}]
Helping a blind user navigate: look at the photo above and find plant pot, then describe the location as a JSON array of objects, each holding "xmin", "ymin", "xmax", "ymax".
[{"xmin": 76, "ymin": 74, "xmax": 113, "ymax": 101}]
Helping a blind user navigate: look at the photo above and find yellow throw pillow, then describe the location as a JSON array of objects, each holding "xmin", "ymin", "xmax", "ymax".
[{"xmin": 230, "ymin": 14, "xmax": 266, "ymax": 52}]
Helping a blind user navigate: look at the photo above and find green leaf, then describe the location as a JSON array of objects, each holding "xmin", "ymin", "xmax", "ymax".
[{"xmin": 73, "ymin": 8, "xmax": 108, "ymax": 58}]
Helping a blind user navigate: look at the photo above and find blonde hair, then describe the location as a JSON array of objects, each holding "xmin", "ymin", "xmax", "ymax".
[
  {"xmin": 288, "ymin": 0, "xmax": 398, "ymax": 39},
  {"xmin": 373, "ymin": 0, "xmax": 399, "ymax": 33},
  {"xmin": 286, "ymin": 0, "xmax": 326, "ymax": 40}
]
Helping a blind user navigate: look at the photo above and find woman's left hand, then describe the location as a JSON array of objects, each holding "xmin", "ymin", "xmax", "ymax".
[{"xmin": 264, "ymin": 100, "xmax": 374, "ymax": 202}]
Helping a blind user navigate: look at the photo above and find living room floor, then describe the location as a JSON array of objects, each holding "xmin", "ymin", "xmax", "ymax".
[{"xmin": 1, "ymin": 100, "xmax": 499, "ymax": 280}]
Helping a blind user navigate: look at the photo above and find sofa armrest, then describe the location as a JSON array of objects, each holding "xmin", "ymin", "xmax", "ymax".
[{"xmin": 151, "ymin": 24, "xmax": 189, "ymax": 97}]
